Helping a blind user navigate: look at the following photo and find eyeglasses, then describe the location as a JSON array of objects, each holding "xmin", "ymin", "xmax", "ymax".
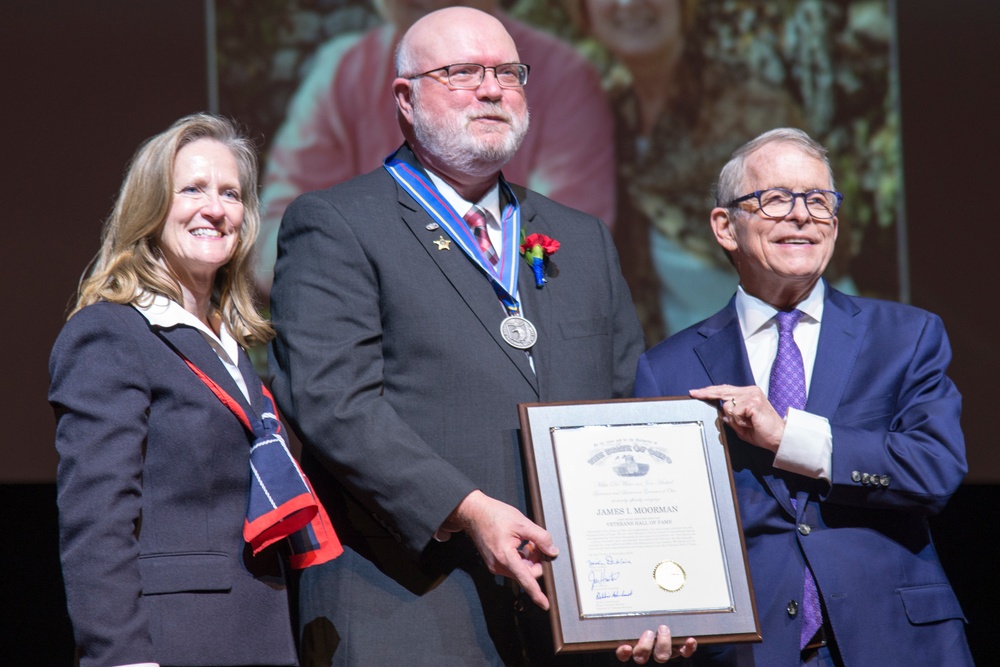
[
  {"xmin": 728, "ymin": 188, "xmax": 843, "ymax": 220},
  {"xmin": 406, "ymin": 63, "xmax": 530, "ymax": 89}
]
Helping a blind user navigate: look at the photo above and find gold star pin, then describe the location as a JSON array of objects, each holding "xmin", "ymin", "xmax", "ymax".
[{"xmin": 433, "ymin": 236, "xmax": 451, "ymax": 250}]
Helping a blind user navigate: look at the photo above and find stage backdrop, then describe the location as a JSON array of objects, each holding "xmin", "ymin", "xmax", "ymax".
[
  {"xmin": 4, "ymin": 0, "xmax": 999, "ymax": 483},
  {"xmin": 217, "ymin": 0, "xmax": 905, "ymax": 349}
]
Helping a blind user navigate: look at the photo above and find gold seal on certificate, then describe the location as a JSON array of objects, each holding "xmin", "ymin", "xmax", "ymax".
[
  {"xmin": 653, "ymin": 560, "xmax": 686, "ymax": 592},
  {"xmin": 500, "ymin": 315, "xmax": 537, "ymax": 349}
]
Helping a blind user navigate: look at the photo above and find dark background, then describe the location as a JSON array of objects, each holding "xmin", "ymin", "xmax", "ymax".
[{"xmin": 2, "ymin": 0, "xmax": 997, "ymax": 663}]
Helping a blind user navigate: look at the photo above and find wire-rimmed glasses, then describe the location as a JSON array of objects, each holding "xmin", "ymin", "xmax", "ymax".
[{"xmin": 406, "ymin": 63, "xmax": 530, "ymax": 89}]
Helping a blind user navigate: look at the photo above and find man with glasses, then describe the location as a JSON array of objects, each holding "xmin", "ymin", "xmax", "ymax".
[
  {"xmin": 634, "ymin": 128, "xmax": 972, "ymax": 665},
  {"xmin": 253, "ymin": 0, "xmax": 616, "ymax": 299},
  {"xmin": 269, "ymin": 7, "xmax": 694, "ymax": 665}
]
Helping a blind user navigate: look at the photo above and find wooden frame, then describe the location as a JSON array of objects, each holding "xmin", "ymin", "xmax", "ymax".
[{"xmin": 518, "ymin": 397, "xmax": 760, "ymax": 653}]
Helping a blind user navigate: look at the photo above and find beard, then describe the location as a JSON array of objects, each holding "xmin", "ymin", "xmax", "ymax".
[{"xmin": 411, "ymin": 92, "xmax": 530, "ymax": 178}]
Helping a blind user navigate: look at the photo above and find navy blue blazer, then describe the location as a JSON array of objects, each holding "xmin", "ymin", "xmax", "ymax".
[
  {"xmin": 634, "ymin": 285, "xmax": 971, "ymax": 666},
  {"xmin": 49, "ymin": 302, "xmax": 298, "ymax": 667}
]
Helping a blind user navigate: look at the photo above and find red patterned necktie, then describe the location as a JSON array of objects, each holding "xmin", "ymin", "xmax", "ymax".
[
  {"xmin": 464, "ymin": 205, "xmax": 499, "ymax": 266},
  {"xmin": 767, "ymin": 309, "xmax": 823, "ymax": 650}
]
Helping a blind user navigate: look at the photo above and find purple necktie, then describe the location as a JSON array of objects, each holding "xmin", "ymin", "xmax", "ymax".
[
  {"xmin": 769, "ymin": 310, "xmax": 806, "ymax": 419},
  {"xmin": 464, "ymin": 206, "xmax": 499, "ymax": 266},
  {"xmin": 768, "ymin": 309, "xmax": 822, "ymax": 649}
]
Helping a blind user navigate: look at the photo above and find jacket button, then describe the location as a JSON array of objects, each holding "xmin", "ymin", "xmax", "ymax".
[
  {"xmin": 861, "ymin": 473, "xmax": 871, "ymax": 485},
  {"xmin": 851, "ymin": 470, "xmax": 861, "ymax": 482},
  {"xmin": 787, "ymin": 600, "xmax": 799, "ymax": 617},
  {"xmin": 881, "ymin": 475, "xmax": 891, "ymax": 488},
  {"xmin": 798, "ymin": 523, "xmax": 812, "ymax": 536},
  {"xmin": 871, "ymin": 474, "xmax": 881, "ymax": 486}
]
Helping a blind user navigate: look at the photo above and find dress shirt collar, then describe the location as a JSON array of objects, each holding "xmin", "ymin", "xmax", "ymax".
[
  {"xmin": 736, "ymin": 279, "xmax": 825, "ymax": 397},
  {"xmin": 735, "ymin": 279, "xmax": 826, "ymax": 338},
  {"xmin": 424, "ymin": 170, "xmax": 502, "ymax": 228},
  {"xmin": 133, "ymin": 292, "xmax": 241, "ymax": 369}
]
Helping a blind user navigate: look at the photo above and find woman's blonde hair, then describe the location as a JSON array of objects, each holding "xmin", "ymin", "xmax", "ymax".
[{"xmin": 72, "ymin": 113, "xmax": 272, "ymax": 347}]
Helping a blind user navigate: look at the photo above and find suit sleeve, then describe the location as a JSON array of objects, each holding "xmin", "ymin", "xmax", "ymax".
[
  {"xmin": 268, "ymin": 193, "xmax": 478, "ymax": 555},
  {"xmin": 633, "ymin": 353, "xmax": 662, "ymax": 399},
  {"xmin": 825, "ymin": 312, "xmax": 966, "ymax": 514},
  {"xmin": 49, "ymin": 306, "xmax": 155, "ymax": 667}
]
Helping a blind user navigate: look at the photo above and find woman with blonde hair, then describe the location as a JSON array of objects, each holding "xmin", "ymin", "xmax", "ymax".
[{"xmin": 50, "ymin": 113, "xmax": 340, "ymax": 667}]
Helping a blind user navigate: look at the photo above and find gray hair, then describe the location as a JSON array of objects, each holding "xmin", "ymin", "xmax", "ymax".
[
  {"xmin": 395, "ymin": 33, "xmax": 416, "ymax": 77},
  {"xmin": 715, "ymin": 128, "xmax": 835, "ymax": 208}
]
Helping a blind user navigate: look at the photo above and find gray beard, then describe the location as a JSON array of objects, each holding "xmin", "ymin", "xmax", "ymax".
[{"xmin": 412, "ymin": 101, "xmax": 530, "ymax": 178}]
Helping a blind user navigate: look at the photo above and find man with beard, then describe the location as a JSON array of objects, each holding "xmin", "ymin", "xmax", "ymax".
[
  {"xmin": 252, "ymin": 0, "xmax": 616, "ymax": 298},
  {"xmin": 269, "ymin": 7, "xmax": 695, "ymax": 666}
]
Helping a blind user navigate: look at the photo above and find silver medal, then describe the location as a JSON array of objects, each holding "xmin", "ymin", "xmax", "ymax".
[{"xmin": 500, "ymin": 315, "xmax": 537, "ymax": 349}]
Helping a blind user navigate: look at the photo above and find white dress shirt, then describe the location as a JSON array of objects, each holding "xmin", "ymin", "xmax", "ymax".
[{"xmin": 735, "ymin": 281, "xmax": 833, "ymax": 481}]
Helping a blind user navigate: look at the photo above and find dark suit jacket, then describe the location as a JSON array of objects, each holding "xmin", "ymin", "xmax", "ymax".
[
  {"xmin": 49, "ymin": 302, "xmax": 298, "ymax": 667},
  {"xmin": 634, "ymin": 285, "xmax": 972, "ymax": 666},
  {"xmin": 268, "ymin": 146, "xmax": 644, "ymax": 665}
]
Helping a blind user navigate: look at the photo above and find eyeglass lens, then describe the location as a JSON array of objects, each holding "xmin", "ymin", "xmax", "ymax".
[{"xmin": 446, "ymin": 64, "xmax": 527, "ymax": 88}]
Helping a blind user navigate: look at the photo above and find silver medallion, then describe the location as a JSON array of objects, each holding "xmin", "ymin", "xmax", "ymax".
[{"xmin": 500, "ymin": 315, "xmax": 537, "ymax": 349}]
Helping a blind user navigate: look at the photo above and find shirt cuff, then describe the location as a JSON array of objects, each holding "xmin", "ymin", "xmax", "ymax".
[{"xmin": 773, "ymin": 408, "xmax": 832, "ymax": 481}]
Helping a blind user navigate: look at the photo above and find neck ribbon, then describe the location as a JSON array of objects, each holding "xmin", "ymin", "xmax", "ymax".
[{"xmin": 383, "ymin": 149, "xmax": 523, "ymax": 315}]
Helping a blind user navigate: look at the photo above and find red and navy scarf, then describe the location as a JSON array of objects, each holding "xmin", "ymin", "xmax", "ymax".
[{"xmin": 175, "ymin": 351, "xmax": 342, "ymax": 569}]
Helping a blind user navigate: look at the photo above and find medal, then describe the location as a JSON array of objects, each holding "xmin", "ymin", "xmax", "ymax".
[
  {"xmin": 500, "ymin": 315, "xmax": 537, "ymax": 349},
  {"xmin": 385, "ymin": 151, "xmax": 533, "ymax": 351}
]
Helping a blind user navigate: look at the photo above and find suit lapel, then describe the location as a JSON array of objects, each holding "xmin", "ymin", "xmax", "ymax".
[
  {"xmin": 513, "ymin": 192, "xmax": 551, "ymax": 397},
  {"xmin": 391, "ymin": 158, "xmax": 538, "ymax": 393},
  {"xmin": 155, "ymin": 324, "xmax": 257, "ymax": 417},
  {"xmin": 693, "ymin": 302, "xmax": 755, "ymax": 388},
  {"xmin": 238, "ymin": 352, "xmax": 265, "ymax": 416},
  {"xmin": 807, "ymin": 286, "xmax": 863, "ymax": 419},
  {"xmin": 694, "ymin": 300, "xmax": 797, "ymax": 515}
]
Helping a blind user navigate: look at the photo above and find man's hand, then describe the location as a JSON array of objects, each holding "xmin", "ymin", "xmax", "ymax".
[
  {"xmin": 616, "ymin": 625, "xmax": 697, "ymax": 664},
  {"xmin": 690, "ymin": 384, "xmax": 785, "ymax": 453},
  {"xmin": 437, "ymin": 490, "xmax": 558, "ymax": 609}
]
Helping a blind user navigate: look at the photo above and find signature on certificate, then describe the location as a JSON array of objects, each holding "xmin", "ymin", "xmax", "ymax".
[
  {"xmin": 587, "ymin": 555, "xmax": 633, "ymax": 566},
  {"xmin": 595, "ymin": 588, "xmax": 634, "ymax": 600}
]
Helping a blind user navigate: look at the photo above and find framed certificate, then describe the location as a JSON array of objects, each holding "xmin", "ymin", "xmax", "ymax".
[{"xmin": 517, "ymin": 397, "xmax": 760, "ymax": 653}]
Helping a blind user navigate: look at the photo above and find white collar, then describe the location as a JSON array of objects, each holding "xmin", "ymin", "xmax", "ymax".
[
  {"xmin": 736, "ymin": 280, "xmax": 826, "ymax": 338},
  {"xmin": 424, "ymin": 170, "xmax": 502, "ymax": 225},
  {"xmin": 134, "ymin": 292, "xmax": 241, "ymax": 367}
]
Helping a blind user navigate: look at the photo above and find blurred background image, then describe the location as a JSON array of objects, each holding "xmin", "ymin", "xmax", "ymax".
[{"xmin": 217, "ymin": 0, "xmax": 904, "ymax": 345}]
